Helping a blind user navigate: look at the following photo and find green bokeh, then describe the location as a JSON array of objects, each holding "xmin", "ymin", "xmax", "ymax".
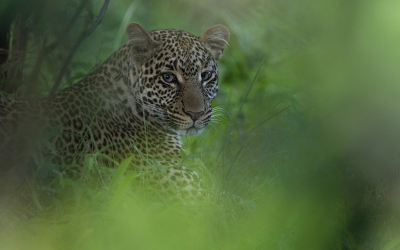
[{"xmin": 1, "ymin": 0, "xmax": 400, "ymax": 249}]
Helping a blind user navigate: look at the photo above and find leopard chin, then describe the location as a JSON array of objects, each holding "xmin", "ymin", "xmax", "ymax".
[{"xmin": 177, "ymin": 127, "xmax": 204, "ymax": 136}]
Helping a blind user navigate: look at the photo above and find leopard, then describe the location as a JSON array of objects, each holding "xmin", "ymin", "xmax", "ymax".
[{"xmin": 0, "ymin": 22, "xmax": 230, "ymax": 202}]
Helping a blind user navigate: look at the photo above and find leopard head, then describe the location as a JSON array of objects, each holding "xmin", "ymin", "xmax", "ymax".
[{"xmin": 126, "ymin": 23, "xmax": 230, "ymax": 135}]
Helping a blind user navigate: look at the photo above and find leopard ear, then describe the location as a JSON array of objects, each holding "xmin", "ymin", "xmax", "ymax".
[
  {"xmin": 126, "ymin": 22, "xmax": 161, "ymax": 65},
  {"xmin": 200, "ymin": 25, "xmax": 230, "ymax": 61}
]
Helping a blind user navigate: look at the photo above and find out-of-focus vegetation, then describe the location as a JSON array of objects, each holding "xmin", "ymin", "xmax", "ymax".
[{"xmin": 1, "ymin": 0, "xmax": 400, "ymax": 249}]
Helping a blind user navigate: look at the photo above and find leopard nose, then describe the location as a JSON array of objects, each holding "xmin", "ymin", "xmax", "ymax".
[{"xmin": 185, "ymin": 110, "xmax": 204, "ymax": 121}]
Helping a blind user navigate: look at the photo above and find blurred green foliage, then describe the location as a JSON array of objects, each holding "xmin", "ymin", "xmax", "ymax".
[{"xmin": 1, "ymin": 0, "xmax": 400, "ymax": 249}]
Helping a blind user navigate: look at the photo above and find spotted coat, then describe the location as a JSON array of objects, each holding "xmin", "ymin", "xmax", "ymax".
[{"xmin": 0, "ymin": 23, "xmax": 230, "ymax": 200}]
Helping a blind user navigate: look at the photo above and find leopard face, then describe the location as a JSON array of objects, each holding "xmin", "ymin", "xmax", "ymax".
[{"xmin": 126, "ymin": 23, "xmax": 229, "ymax": 136}]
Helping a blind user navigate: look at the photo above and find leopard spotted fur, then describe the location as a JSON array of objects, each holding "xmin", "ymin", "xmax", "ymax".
[{"xmin": 0, "ymin": 23, "xmax": 230, "ymax": 201}]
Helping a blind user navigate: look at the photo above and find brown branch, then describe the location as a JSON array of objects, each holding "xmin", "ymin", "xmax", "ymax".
[
  {"xmin": 4, "ymin": 12, "xmax": 30, "ymax": 95},
  {"xmin": 28, "ymin": 0, "xmax": 90, "ymax": 86},
  {"xmin": 49, "ymin": 0, "xmax": 110, "ymax": 96},
  {"xmin": 0, "ymin": 1, "xmax": 17, "ymax": 82}
]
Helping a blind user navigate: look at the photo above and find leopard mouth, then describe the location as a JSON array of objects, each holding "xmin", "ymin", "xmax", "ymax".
[{"xmin": 167, "ymin": 114, "xmax": 206, "ymax": 135}]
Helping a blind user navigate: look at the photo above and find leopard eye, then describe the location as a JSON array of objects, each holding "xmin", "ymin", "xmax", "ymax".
[
  {"xmin": 161, "ymin": 73, "xmax": 177, "ymax": 83},
  {"xmin": 201, "ymin": 71, "xmax": 212, "ymax": 82}
]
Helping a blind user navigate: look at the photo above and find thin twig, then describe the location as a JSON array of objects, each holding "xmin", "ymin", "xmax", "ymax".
[
  {"xmin": 49, "ymin": 0, "xmax": 110, "ymax": 96},
  {"xmin": 29, "ymin": 0, "xmax": 89, "ymax": 86},
  {"xmin": 216, "ymin": 55, "xmax": 267, "ymax": 162}
]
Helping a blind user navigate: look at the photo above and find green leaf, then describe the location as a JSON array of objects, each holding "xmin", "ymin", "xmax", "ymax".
[
  {"xmin": 108, "ymin": 172, "xmax": 137, "ymax": 212},
  {"xmin": 108, "ymin": 155, "xmax": 133, "ymax": 193}
]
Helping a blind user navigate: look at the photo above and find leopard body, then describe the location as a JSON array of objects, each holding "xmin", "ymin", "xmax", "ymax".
[{"xmin": 0, "ymin": 23, "xmax": 229, "ymax": 200}]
